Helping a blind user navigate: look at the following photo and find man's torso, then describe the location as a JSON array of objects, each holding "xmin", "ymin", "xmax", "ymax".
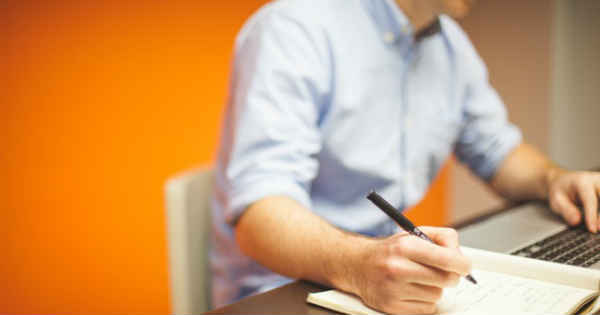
[{"xmin": 210, "ymin": 0, "xmax": 518, "ymax": 307}]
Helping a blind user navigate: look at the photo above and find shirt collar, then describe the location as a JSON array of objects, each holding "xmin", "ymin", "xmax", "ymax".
[{"xmin": 363, "ymin": 0, "xmax": 443, "ymax": 44}]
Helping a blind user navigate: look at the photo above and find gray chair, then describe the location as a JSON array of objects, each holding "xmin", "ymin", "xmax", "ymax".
[{"xmin": 165, "ymin": 168, "xmax": 213, "ymax": 314}]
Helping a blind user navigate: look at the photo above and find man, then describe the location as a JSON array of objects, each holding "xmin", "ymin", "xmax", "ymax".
[{"xmin": 211, "ymin": 0, "xmax": 600, "ymax": 313}]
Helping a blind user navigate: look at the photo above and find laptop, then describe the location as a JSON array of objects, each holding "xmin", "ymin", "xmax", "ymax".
[{"xmin": 458, "ymin": 202, "xmax": 600, "ymax": 270}]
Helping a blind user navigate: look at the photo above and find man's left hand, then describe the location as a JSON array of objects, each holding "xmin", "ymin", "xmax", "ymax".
[{"xmin": 547, "ymin": 169, "xmax": 600, "ymax": 233}]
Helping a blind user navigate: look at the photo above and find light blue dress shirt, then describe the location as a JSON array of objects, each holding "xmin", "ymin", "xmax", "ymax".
[{"xmin": 211, "ymin": 0, "xmax": 522, "ymax": 307}]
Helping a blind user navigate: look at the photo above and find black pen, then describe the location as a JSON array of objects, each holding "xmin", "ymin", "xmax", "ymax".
[{"xmin": 367, "ymin": 191, "xmax": 477, "ymax": 285}]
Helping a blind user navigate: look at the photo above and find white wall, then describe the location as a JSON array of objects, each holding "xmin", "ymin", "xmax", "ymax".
[{"xmin": 550, "ymin": 0, "xmax": 600, "ymax": 170}]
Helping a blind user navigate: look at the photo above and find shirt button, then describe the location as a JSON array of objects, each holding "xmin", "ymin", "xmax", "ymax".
[
  {"xmin": 401, "ymin": 25, "xmax": 410, "ymax": 34},
  {"xmin": 383, "ymin": 32, "xmax": 395, "ymax": 43}
]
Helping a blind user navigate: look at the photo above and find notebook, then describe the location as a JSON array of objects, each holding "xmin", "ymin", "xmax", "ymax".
[{"xmin": 306, "ymin": 247, "xmax": 600, "ymax": 315}]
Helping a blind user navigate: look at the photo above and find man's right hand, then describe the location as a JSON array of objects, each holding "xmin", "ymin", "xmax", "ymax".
[
  {"xmin": 236, "ymin": 197, "xmax": 471, "ymax": 314},
  {"xmin": 346, "ymin": 227, "xmax": 472, "ymax": 314}
]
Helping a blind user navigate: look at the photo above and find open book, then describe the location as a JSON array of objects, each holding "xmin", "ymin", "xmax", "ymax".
[{"xmin": 307, "ymin": 247, "xmax": 600, "ymax": 315}]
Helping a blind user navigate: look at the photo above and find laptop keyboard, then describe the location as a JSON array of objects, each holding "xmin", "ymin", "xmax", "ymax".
[{"xmin": 511, "ymin": 227, "xmax": 600, "ymax": 267}]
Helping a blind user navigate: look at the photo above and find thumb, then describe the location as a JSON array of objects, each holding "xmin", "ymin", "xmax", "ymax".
[{"xmin": 417, "ymin": 226, "xmax": 460, "ymax": 249}]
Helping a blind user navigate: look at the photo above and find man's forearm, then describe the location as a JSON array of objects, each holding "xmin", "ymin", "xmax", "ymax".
[
  {"xmin": 235, "ymin": 196, "xmax": 370, "ymax": 292},
  {"xmin": 490, "ymin": 142, "xmax": 563, "ymax": 201},
  {"xmin": 235, "ymin": 195, "xmax": 474, "ymax": 314}
]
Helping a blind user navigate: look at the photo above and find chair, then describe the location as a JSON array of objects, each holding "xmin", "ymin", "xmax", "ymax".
[{"xmin": 165, "ymin": 167, "xmax": 213, "ymax": 314}]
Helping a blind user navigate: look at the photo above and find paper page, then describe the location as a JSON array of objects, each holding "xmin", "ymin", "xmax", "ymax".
[
  {"xmin": 307, "ymin": 269, "xmax": 597, "ymax": 315},
  {"xmin": 307, "ymin": 290, "xmax": 385, "ymax": 315},
  {"xmin": 438, "ymin": 269, "xmax": 596, "ymax": 315},
  {"xmin": 461, "ymin": 247, "xmax": 600, "ymax": 291}
]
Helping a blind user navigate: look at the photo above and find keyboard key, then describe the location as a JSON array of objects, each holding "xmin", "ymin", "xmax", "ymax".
[{"xmin": 511, "ymin": 227, "xmax": 600, "ymax": 267}]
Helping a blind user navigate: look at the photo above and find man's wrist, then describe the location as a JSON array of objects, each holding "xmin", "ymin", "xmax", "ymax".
[
  {"xmin": 325, "ymin": 233, "xmax": 374, "ymax": 295},
  {"xmin": 543, "ymin": 165, "xmax": 567, "ymax": 199}
]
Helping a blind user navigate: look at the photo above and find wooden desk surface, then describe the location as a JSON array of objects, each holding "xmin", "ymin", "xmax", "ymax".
[{"xmin": 205, "ymin": 281, "xmax": 340, "ymax": 315}]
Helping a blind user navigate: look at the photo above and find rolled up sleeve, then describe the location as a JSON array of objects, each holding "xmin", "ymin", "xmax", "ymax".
[
  {"xmin": 214, "ymin": 10, "xmax": 330, "ymax": 225},
  {"xmin": 454, "ymin": 58, "xmax": 522, "ymax": 181}
]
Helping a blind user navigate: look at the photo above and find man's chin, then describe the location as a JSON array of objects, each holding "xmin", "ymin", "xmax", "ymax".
[{"xmin": 446, "ymin": 0, "xmax": 474, "ymax": 19}]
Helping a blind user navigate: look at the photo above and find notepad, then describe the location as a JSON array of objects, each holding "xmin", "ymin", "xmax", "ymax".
[{"xmin": 307, "ymin": 247, "xmax": 600, "ymax": 315}]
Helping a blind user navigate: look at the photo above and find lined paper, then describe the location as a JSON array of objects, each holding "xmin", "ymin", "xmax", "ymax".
[{"xmin": 438, "ymin": 269, "xmax": 595, "ymax": 315}]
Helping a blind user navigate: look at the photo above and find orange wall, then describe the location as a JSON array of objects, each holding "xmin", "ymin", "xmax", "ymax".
[
  {"xmin": 405, "ymin": 162, "xmax": 451, "ymax": 227},
  {"xmin": 2, "ymin": 1, "xmax": 448, "ymax": 314}
]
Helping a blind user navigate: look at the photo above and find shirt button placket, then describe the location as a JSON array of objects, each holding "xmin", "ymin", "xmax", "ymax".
[
  {"xmin": 400, "ymin": 46, "xmax": 417, "ymax": 209},
  {"xmin": 383, "ymin": 31, "xmax": 395, "ymax": 44}
]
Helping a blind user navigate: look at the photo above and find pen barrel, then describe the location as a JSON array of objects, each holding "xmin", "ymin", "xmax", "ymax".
[{"xmin": 366, "ymin": 191, "xmax": 415, "ymax": 231}]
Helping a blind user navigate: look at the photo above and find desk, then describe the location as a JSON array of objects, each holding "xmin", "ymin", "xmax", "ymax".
[
  {"xmin": 205, "ymin": 202, "xmax": 595, "ymax": 314},
  {"xmin": 205, "ymin": 281, "xmax": 335, "ymax": 314}
]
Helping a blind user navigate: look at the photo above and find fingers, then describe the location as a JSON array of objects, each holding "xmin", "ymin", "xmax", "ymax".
[
  {"xmin": 551, "ymin": 192, "xmax": 581, "ymax": 226},
  {"xmin": 375, "ymin": 300, "xmax": 438, "ymax": 315},
  {"xmin": 419, "ymin": 227, "xmax": 460, "ymax": 249},
  {"xmin": 396, "ymin": 301, "xmax": 438, "ymax": 315},
  {"xmin": 402, "ymin": 259, "xmax": 461, "ymax": 288},
  {"xmin": 362, "ymin": 230, "xmax": 465, "ymax": 315},
  {"xmin": 549, "ymin": 171, "xmax": 600, "ymax": 233},
  {"xmin": 367, "ymin": 293, "xmax": 438, "ymax": 315},
  {"xmin": 394, "ymin": 235, "xmax": 472, "ymax": 276},
  {"xmin": 396, "ymin": 283, "xmax": 443, "ymax": 303},
  {"xmin": 577, "ymin": 181, "xmax": 598, "ymax": 233}
]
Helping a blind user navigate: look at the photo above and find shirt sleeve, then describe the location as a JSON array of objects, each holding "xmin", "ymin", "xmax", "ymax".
[
  {"xmin": 454, "ymin": 54, "xmax": 522, "ymax": 181},
  {"xmin": 214, "ymin": 9, "xmax": 330, "ymax": 225}
]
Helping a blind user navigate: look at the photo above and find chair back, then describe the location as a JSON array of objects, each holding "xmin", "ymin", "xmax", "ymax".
[{"xmin": 165, "ymin": 168, "xmax": 213, "ymax": 314}]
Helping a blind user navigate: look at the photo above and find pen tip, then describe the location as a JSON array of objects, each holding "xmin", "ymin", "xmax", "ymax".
[{"xmin": 466, "ymin": 275, "xmax": 477, "ymax": 285}]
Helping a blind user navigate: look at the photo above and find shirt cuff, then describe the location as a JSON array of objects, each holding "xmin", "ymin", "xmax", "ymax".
[
  {"xmin": 474, "ymin": 126, "xmax": 522, "ymax": 181},
  {"xmin": 225, "ymin": 176, "xmax": 312, "ymax": 225}
]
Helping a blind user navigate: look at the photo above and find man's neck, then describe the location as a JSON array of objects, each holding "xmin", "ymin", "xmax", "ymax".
[{"xmin": 394, "ymin": 0, "xmax": 439, "ymax": 33}]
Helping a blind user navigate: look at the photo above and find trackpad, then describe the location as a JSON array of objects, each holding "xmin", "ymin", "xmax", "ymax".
[{"xmin": 458, "ymin": 203, "xmax": 566, "ymax": 253}]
